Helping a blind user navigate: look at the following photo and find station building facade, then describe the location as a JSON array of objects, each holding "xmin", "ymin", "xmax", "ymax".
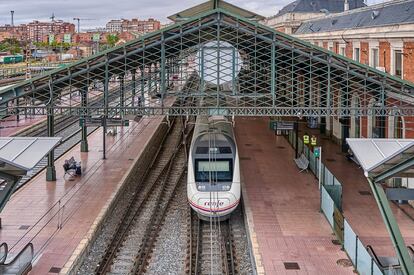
[{"xmin": 266, "ymin": 0, "xmax": 414, "ymax": 141}]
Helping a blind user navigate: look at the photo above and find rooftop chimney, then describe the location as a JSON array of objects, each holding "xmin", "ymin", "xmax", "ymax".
[{"xmin": 344, "ymin": 0, "xmax": 349, "ymax": 11}]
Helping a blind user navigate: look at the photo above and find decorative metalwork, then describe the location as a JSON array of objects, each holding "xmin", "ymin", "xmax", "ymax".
[{"xmin": 1, "ymin": 8, "xmax": 414, "ymax": 118}]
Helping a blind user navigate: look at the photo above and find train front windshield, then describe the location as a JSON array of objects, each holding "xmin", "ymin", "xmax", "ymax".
[{"xmin": 195, "ymin": 159, "xmax": 233, "ymax": 183}]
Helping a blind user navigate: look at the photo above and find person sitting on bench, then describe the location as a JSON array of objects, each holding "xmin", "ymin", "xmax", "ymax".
[{"xmin": 63, "ymin": 157, "xmax": 82, "ymax": 176}]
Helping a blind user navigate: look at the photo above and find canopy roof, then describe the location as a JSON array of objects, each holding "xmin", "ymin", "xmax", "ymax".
[
  {"xmin": 168, "ymin": 0, "xmax": 265, "ymax": 21},
  {"xmin": 0, "ymin": 137, "xmax": 61, "ymax": 177},
  {"xmin": 0, "ymin": 0, "xmax": 414, "ymax": 117},
  {"xmin": 346, "ymin": 138, "xmax": 414, "ymax": 180}
]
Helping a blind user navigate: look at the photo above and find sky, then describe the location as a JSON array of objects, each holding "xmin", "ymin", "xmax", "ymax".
[{"xmin": 0, "ymin": 0, "xmax": 390, "ymax": 29}]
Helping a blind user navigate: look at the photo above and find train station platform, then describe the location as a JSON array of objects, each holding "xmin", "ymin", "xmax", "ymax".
[
  {"xmin": 299, "ymin": 123, "xmax": 414, "ymax": 257},
  {"xmin": 0, "ymin": 115, "xmax": 45, "ymax": 137},
  {"xmin": 0, "ymin": 115, "xmax": 165, "ymax": 274},
  {"xmin": 235, "ymin": 117, "xmax": 353, "ymax": 275}
]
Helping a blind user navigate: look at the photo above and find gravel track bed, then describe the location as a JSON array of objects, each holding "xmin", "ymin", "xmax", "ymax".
[
  {"xmin": 145, "ymin": 178, "xmax": 188, "ymax": 275},
  {"xmin": 77, "ymin": 122, "xmax": 181, "ymax": 274},
  {"xmin": 230, "ymin": 205, "xmax": 254, "ymax": 275}
]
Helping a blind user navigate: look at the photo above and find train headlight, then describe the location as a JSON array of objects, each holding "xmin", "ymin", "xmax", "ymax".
[
  {"xmin": 197, "ymin": 184, "xmax": 207, "ymax": 191},
  {"xmin": 221, "ymin": 184, "xmax": 231, "ymax": 191}
]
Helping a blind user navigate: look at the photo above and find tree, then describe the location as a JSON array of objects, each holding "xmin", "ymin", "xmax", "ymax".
[
  {"xmin": 0, "ymin": 38, "xmax": 22, "ymax": 54},
  {"xmin": 106, "ymin": 34, "xmax": 119, "ymax": 48}
]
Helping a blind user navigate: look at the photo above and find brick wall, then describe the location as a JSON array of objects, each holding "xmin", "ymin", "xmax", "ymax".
[
  {"xmin": 360, "ymin": 42, "xmax": 369, "ymax": 65},
  {"xmin": 379, "ymin": 41, "xmax": 391, "ymax": 73},
  {"xmin": 403, "ymin": 116, "xmax": 414, "ymax": 138},
  {"xmin": 333, "ymin": 42, "xmax": 338, "ymax": 54},
  {"xmin": 403, "ymin": 42, "xmax": 414, "ymax": 82},
  {"xmin": 345, "ymin": 42, "xmax": 353, "ymax": 59}
]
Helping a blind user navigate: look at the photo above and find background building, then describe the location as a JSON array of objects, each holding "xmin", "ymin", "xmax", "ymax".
[
  {"xmin": 264, "ymin": 0, "xmax": 366, "ymax": 34},
  {"xmin": 106, "ymin": 18, "xmax": 161, "ymax": 34},
  {"xmin": 265, "ymin": 0, "xmax": 414, "ymax": 142},
  {"xmin": 27, "ymin": 20, "xmax": 75, "ymax": 42},
  {"xmin": 106, "ymin": 20, "xmax": 123, "ymax": 33}
]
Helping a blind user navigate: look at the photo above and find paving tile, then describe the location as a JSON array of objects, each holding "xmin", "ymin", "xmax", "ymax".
[
  {"xmin": 0, "ymin": 114, "xmax": 165, "ymax": 273},
  {"xmin": 235, "ymin": 117, "xmax": 353, "ymax": 274}
]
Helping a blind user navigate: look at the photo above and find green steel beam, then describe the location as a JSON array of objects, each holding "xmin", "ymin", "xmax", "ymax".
[
  {"xmin": 80, "ymin": 86, "xmax": 88, "ymax": 152},
  {"xmin": 373, "ymin": 157, "xmax": 414, "ymax": 184},
  {"xmin": 271, "ymin": 37, "xmax": 275, "ymax": 107},
  {"xmin": 161, "ymin": 33, "xmax": 166, "ymax": 107},
  {"xmin": 46, "ymin": 80, "xmax": 56, "ymax": 181},
  {"xmin": 131, "ymin": 69, "xmax": 136, "ymax": 108},
  {"xmin": 120, "ymin": 75, "xmax": 125, "ymax": 118},
  {"xmin": 103, "ymin": 58, "xmax": 109, "ymax": 160},
  {"xmin": 368, "ymin": 177, "xmax": 414, "ymax": 275}
]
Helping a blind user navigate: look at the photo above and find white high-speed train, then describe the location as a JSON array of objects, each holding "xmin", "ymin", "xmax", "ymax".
[{"xmin": 187, "ymin": 116, "xmax": 240, "ymax": 220}]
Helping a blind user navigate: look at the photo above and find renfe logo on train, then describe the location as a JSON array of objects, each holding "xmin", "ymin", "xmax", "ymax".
[{"xmin": 204, "ymin": 200, "xmax": 225, "ymax": 207}]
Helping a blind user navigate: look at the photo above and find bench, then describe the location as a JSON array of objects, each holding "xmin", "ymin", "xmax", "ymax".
[
  {"xmin": 294, "ymin": 154, "xmax": 309, "ymax": 172},
  {"xmin": 63, "ymin": 157, "xmax": 82, "ymax": 176}
]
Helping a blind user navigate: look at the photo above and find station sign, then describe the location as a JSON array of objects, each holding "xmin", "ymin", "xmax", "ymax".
[
  {"xmin": 269, "ymin": 121, "xmax": 295, "ymax": 131},
  {"xmin": 314, "ymin": 147, "xmax": 320, "ymax": 158},
  {"xmin": 79, "ymin": 117, "xmax": 129, "ymax": 127}
]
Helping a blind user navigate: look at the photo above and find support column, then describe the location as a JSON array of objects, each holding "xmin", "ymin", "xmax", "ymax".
[
  {"xmin": 271, "ymin": 37, "xmax": 276, "ymax": 107},
  {"xmin": 131, "ymin": 70, "xmax": 136, "ymax": 108},
  {"xmin": 161, "ymin": 35, "xmax": 166, "ymax": 107},
  {"xmin": 140, "ymin": 66, "xmax": 145, "ymax": 107},
  {"xmin": 368, "ymin": 177, "xmax": 414, "ymax": 275},
  {"xmin": 103, "ymin": 60, "xmax": 109, "ymax": 159},
  {"xmin": 80, "ymin": 86, "xmax": 88, "ymax": 152},
  {"xmin": 119, "ymin": 75, "xmax": 125, "ymax": 118},
  {"xmin": 46, "ymin": 107, "xmax": 56, "ymax": 181}
]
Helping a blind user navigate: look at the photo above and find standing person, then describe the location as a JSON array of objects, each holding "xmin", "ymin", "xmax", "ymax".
[
  {"xmin": 303, "ymin": 132, "xmax": 310, "ymax": 145},
  {"xmin": 311, "ymin": 135, "xmax": 317, "ymax": 149}
]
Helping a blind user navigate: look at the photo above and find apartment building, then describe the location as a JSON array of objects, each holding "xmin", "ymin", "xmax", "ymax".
[
  {"xmin": 106, "ymin": 18, "xmax": 161, "ymax": 34},
  {"xmin": 26, "ymin": 20, "xmax": 75, "ymax": 42}
]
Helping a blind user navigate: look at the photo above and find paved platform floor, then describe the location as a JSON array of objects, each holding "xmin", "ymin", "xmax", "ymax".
[
  {"xmin": 0, "ymin": 115, "xmax": 45, "ymax": 137},
  {"xmin": 300, "ymin": 123, "xmax": 414, "ymax": 257},
  {"xmin": 235, "ymin": 117, "xmax": 353, "ymax": 275},
  {"xmin": 0, "ymin": 116, "xmax": 164, "ymax": 274}
]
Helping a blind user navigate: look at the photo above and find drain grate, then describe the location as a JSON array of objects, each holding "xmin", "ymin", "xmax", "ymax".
[
  {"xmin": 240, "ymin": 157, "xmax": 251, "ymax": 161},
  {"xmin": 19, "ymin": 225, "xmax": 30, "ymax": 230},
  {"xmin": 284, "ymin": 262, "xmax": 300, "ymax": 270},
  {"xmin": 332, "ymin": 239, "xmax": 341, "ymax": 245},
  {"xmin": 276, "ymin": 146, "xmax": 286, "ymax": 149},
  {"xmin": 49, "ymin": 267, "xmax": 62, "ymax": 273},
  {"xmin": 326, "ymin": 158, "xmax": 336, "ymax": 162},
  {"xmin": 359, "ymin": 191, "xmax": 371, "ymax": 196},
  {"xmin": 336, "ymin": 259, "xmax": 353, "ymax": 267}
]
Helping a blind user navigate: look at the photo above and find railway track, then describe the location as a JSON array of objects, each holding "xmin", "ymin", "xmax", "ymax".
[
  {"xmin": 9, "ymin": 84, "xmax": 135, "ymax": 189},
  {"xmin": 188, "ymin": 211, "xmax": 237, "ymax": 275},
  {"xmin": 95, "ymin": 118, "xmax": 191, "ymax": 274}
]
